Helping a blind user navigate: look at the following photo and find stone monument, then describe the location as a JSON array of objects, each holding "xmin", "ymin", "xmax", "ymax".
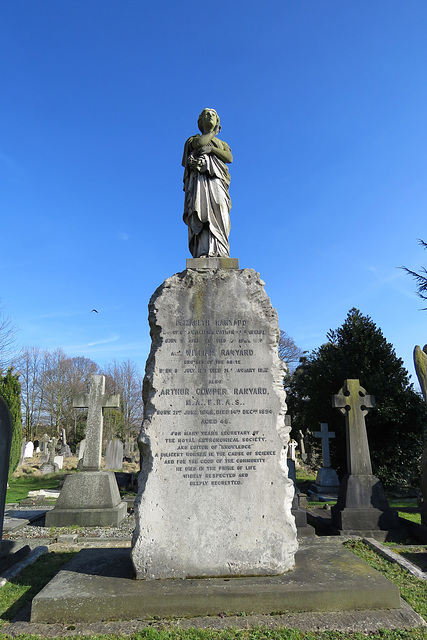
[
  {"xmin": 414, "ymin": 344, "xmax": 427, "ymax": 526},
  {"xmin": 331, "ymin": 379, "xmax": 399, "ymax": 536},
  {"xmin": 105, "ymin": 438, "xmax": 124, "ymax": 470},
  {"xmin": 0, "ymin": 397, "xmax": 12, "ymax": 549},
  {"xmin": 132, "ymin": 110, "xmax": 297, "ymax": 579},
  {"xmin": 46, "ymin": 375, "xmax": 126, "ymax": 527},
  {"xmin": 309, "ymin": 423, "xmax": 340, "ymax": 499},
  {"xmin": 39, "ymin": 438, "xmax": 59, "ymax": 474}
]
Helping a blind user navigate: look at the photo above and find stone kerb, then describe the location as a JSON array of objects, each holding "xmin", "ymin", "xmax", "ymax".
[{"xmin": 132, "ymin": 266, "xmax": 297, "ymax": 579}]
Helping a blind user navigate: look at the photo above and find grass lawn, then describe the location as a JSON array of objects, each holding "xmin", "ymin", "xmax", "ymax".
[{"xmin": 5, "ymin": 474, "xmax": 64, "ymax": 504}]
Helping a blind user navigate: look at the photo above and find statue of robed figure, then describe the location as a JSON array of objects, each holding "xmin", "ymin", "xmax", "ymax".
[{"xmin": 182, "ymin": 108, "xmax": 233, "ymax": 258}]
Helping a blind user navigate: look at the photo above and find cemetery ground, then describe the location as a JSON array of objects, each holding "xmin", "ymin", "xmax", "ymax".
[{"xmin": 1, "ymin": 461, "xmax": 427, "ymax": 638}]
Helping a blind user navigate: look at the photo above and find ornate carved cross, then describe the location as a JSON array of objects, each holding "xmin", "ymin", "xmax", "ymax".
[{"xmin": 332, "ymin": 379, "xmax": 375, "ymax": 476}]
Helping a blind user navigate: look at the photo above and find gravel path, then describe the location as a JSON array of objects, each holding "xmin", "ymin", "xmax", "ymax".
[{"xmin": 3, "ymin": 508, "xmax": 136, "ymax": 541}]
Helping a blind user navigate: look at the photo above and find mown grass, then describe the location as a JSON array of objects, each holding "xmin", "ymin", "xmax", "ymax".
[
  {"xmin": 5, "ymin": 473, "xmax": 66, "ymax": 504},
  {"xmin": 0, "ymin": 552, "xmax": 77, "ymax": 629}
]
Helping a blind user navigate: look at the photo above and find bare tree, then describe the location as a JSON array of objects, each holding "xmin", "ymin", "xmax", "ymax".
[
  {"xmin": 278, "ymin": 330, "xmax": 304, "ymax": 372},
  {"xmin": 103, "ymin": 359, "xmax": 143, "ymax": 441},
  {"xmin": 0, "ymin": 301, "xmax": 16, "ymax": 372},
  {"xmin": 40, "ymin": 349, "xmax": 99, "ymax": 437},
  {"xmin": 16, "ymin": 346, "xmax": 45, "ymax": 441}
]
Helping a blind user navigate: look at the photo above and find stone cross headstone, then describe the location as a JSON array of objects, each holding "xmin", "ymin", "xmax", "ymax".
[
  {"xmin": 287, "ymin": 440, "xmax": 297, "ymax": 461},
  {"xmin": 311, "ymin": 423, "xmax": 340, "ymax": 495},
  {"xmin": 0, "ymin": 397, "xmax": 12, "ymax": 546},
  {"xmin": 331, "ymin": 379, "xmax": 398, "ymax": 534},
  {"xmin": 40, "ymin": 434, "xmax": 50, "ymax": 462},
  {"xmin": 296, "ymin": 430, "xmax": 307, "ymax": 462},
  {"xmin": 332, "ymin": 381, "xmax": 374, "ymax": 476},
  {"xmin": 314, "ymin": 423, "xmax": 335, "ymax": 468},
  {"xmin": 73, "ymin": 375, "xmax": 120, "ymax": 471},
  {"xmin": 40, "ymin": 437, "xmax": 59, "ymax": 474}
]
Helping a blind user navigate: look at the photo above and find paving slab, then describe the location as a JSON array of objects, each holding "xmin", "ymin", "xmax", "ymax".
[{"xmin": 31, "ymin": 541, "xmax": 401, "ymax": 624}]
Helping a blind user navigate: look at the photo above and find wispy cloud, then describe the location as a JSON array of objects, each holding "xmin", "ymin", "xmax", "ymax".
[
  {"xmin": 119, "ymin": 232, "xmax": 129, "ymax": 241},
  {"xmin": 87, "ymin": 334, "xmax": 120, "ymax": 347}
]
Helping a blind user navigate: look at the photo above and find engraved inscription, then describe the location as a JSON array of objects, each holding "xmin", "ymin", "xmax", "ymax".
[{"xmin": 154, "ymin": 314, "xmax": 281, "ymax": 487}]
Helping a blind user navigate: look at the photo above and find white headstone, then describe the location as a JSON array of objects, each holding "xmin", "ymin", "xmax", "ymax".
[{"xmin": 24, "ymin": 441, "xmax": 34, "ymax": 458}]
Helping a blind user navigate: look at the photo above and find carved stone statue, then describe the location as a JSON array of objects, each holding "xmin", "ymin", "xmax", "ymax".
[
  {"xmin": 182, "ymin": 108, "xmax": 233, "ymax": 258},
  {"xmin": 414, "ymin": 344, "xmax": 427, "ymax": 402},
  {"xmin": 414, "ymin": 345, "xmax": 427, "ymax": 526}
]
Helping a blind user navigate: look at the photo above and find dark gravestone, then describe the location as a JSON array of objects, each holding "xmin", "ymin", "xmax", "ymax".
[
  {"xmin": 0, "ymin": 397, "xmax": 13, "ymax": 548},
  {"xmin": 331, "ymin": 379, "xmax": 399, "ymax": 535}
]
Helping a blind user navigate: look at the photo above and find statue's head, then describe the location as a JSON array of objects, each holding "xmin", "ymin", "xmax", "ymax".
[{"xmin": 198, "ymin": 108, "xmax": 220, "ymax": 133}]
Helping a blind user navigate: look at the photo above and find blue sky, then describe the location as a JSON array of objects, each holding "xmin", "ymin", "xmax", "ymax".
[{"xmin": 1, "ymin": 1, "xmax": 426, "ymax": 389}]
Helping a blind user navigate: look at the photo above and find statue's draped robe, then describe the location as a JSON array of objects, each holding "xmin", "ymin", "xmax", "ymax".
[{"xmin": 182, "ymin": 136, "xmax": 232, "ymax": 258}]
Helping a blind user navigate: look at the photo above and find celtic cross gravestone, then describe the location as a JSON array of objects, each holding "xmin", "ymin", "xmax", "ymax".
[{"xmin": 331, "ymin": 379, "xmax": 399, "ymax": 535}]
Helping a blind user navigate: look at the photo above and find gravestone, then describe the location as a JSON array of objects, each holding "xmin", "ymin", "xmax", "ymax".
[
  {"xmin": 285, "ymin": 416, "xmax": 314, "ymax": 537},
  {"xmin": 288, "ymin": 440, "xmax": 297, "ymax": 461},
  {"xmin": 331, "ymin": 379, "xmax": 399, "ymax": 536},
  {"xmin": 46, "ymin": 375, "xmax": 126, "ymax": 527},
  {"xmin": 124, "ymin": 438, "xmax": 137, "ymax": 462},
  {"xmin": 54, "ymin": 455, "xmax": 63, "ymax": 470},
  {"xmin": 19, "ymin": 439, "xmax": 26, "ymax": 465},
  {"xmin": 24, "ymin": 441, "xmax": 34, "ymax": 458},
  {"xmin": 310, "ymin": 423, "xmax": 340, "ymax": 498},
  {"xmin": 59, "ymin": 428, "xmax": 72, "ymax": 457},
  {"xmin": 77, "ymin": 438, "xmax": 86, "ymax": 463},
  {"xmin": 40, "ymin": 434, "xmax": 50, "ymax": 462},
  {"xmin": 296, "ymin": 429, "xmax": 307, "ymax": 462},
  {"xmin": 40, "ymin": 438, "xmax": 59, "ymax": 474},
  {"xmin": 105, "ymin": 438, "xmax": 124, "ymax": 470},
  {"xmin": 0, "ymin": 397, "xmax": 13, "ymax": 551},
  {"xmin": 132, "ymin": 263, "xmax": 297, "ymax": 579}
]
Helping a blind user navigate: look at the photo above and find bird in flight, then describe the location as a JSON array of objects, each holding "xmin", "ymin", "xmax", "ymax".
[{"xmin": 91, "ymin": 309, "xmax": 98, "ymax": 313}]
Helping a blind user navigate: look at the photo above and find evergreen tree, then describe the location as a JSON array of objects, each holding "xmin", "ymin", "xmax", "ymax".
[
  {"xmin": 287, "ymin": 308, "xmax": 427, "ymax": 489},
  {"xmin": 0, "ymin": 368, "xmax": 23, "ymax": 480}
]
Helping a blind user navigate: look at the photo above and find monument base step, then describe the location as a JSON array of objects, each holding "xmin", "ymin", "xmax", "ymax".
[
  {"xmin": 45, "ymin": 503, "xmax": 127, "ymax": 527},
  {"xmin": 31, "ymin": 542, "xmax": 400, "ymax": 623},
  {"xmin": 45, "ymin": 471, "xmax": 127, "ymax": 527}
]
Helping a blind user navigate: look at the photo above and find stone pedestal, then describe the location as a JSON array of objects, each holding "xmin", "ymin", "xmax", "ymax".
[
  {"xmin": 310, "ymin": 467, "xmax": 340, "ymax": 499},
  {"xmin": 331, "ymin": 474, "xmax": 399, "ymax": 532},
  {"xmin": 45, "ymin": 472, "xmax": 127, "ymax": 527},
  {"xmin": 132, "ymin": 264, "xmax": 297, "ymax": 579}
]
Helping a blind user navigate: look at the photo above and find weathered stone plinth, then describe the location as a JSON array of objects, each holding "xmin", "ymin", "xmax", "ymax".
[
  {"xmin": 331, "ymin": 474, "xmax": 399, "ymax": 532},
  {"xmin": 45, "ymin": 471, "xmax": 126, "ymax": 527},
  {"xmin": 132, "ymin": 266, "xmax": 297, "ymax": 579},
  {"xmin": 30, "ymin": 543, "xmax": 402, "ymax": 623}
]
